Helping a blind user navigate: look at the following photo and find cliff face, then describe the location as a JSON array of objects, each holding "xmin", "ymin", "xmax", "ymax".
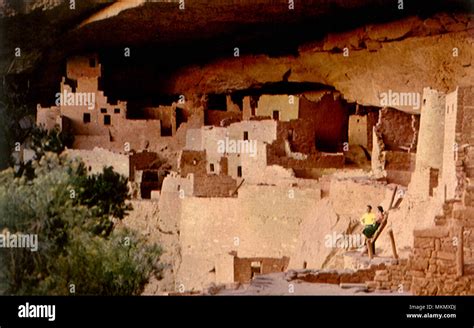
[
  {"xmin": 1, "ymin": 0, "xmax": 472, "ymax": 107},
  {"xmin": 164, "ymin": 15, "xmax": 473, "ymax": 112}
]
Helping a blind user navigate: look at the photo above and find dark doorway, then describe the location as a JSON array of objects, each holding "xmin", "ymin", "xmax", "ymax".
[
  {"xmin": 207, "ymin": 94, "xmax": 227, "ymax": 111},
  {"xmin": 141, "ymin": 170, "xmax": 160, "ymax": 199},
  {"xmin": 250, "ymin": 261, "xmax": 262, "ymax": 279},
  {"xmin": 176, "ymin": 107, "xmax": 187, "ymax": 130},
  {"xmin": 104, "ymin": 115, "xmax": 111, "ymax": 125},
  {"xmin": 272, "ymin": 110, "xmax": 279, "ymax": 120}
]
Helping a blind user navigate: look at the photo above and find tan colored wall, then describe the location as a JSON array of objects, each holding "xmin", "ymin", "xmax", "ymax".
[
  {"xmin": 64, "ymin": 147, "xmax": 129, "ymax": 177},
  {"xmin": 242, "ymin": 96, "xmax": 252, "ymax": 120},
  {"xmin": 348, "ymin": 115, "xmax": 368, "ymax": 148},
  {"xmin": 385, "ymin": 151, "xmax": 416, "ymax": 186},
  {"xmin": 161, "ymin": 172, "xmax": 194, "ymax": 196},
  {"xmin": 371, "ymin": 126, "xmax": 385, "ymax": 175},
  {"xmin": 409, "ymin": 87, "xmax": 446, "ymax": 200},
  {"xmin": 328, "ymin": 178, "xmax": 393, "ymax": 218},
  {"xmin": 184, "ymin": 128, "xmax": 203, "ymax": 151},
  {"xmin": 441, "ymin": 88, "xmax": 459, "ymax": 200},
  {"xmin": 256, "ymin": 95, "xmax": 298, "ymax": 121},
  {"xmin": 417, "ymin": 88, "xmax": 446, "ymax": 170},
  {"xmin": 66, "ymin": 55, "xmax": 101, "ymax": 80},
  {"xmin": 175, "ymin": 183, "xmax": 320, "ymax": 290},
  {"xmin": 193, "ymin": 174, "xmax": 237, "ymax": 197},
  {"xmin": 226, "ymin": 94, "xmax": 241, "ymax": 112}
]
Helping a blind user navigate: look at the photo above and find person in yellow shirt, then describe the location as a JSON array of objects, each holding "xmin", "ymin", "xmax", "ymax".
[
  {"xmin": 360, "ymin": 205, "xmax": 376, "ymax": 226},
  {"xmin": 360, "ymin": 205, "xmax": 379, "ymax": 254}
]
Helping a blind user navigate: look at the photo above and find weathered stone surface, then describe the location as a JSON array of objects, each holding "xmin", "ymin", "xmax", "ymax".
[{"xmin": 414, "ymin": 228, "xmax": 449, "ymax": 238}]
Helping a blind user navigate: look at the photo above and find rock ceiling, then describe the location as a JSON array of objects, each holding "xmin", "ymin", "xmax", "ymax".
[{"xmin": 1, "ymin": 0, "xmax": 473, "ymax": 111}]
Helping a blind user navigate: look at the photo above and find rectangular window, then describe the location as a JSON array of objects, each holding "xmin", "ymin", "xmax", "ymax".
[
  {"xmin": 237, "ymin": 166, "xmax": 242, "ymax": 177},
  {"xmin": 104, "ymin": 115, "xmax": 111, "ymax": 125},
  {"xmin": 210, "ymin": 163, "xmax": 215, "ymax": 172},
  {"xmin": 83, "ymin": 113, "xmax": 91, "ymax": 123},
  {"xmin": 243, "ymin": 131, "xmax": 248, "ymax": 140},
  {"xmin": 272, "ymin": 110, "xmax": 279, "ymax": 120},
  {"xmin": 101, "ymin": 108, "xmax": 107, "ymax": 113},
  {"xmin": 114, "ymin": 108, "xmax": 120, "ymax": 114},
  {"xmin": 250, "ymin": 261, "xmax": 262, "ymax": 278},
  {"xmin": 288, "ymin": 128, "xmax": 294, "ymax": 142}
]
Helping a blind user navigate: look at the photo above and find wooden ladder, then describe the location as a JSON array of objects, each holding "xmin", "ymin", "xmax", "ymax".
[{"xmin": 367, "ymin": 186, "xmax": 401, "ymax": 260}]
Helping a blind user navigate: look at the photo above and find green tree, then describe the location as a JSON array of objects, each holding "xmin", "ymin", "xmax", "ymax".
[
  {"xmin": 0, "ymin": 153, "xmax": 161, "ymax": 295},
  {"xmin": 74, "ymin": 166, "xmax": 132, "ymax": 237},
  {"xmin": 29, "ymin": 125, "xmax": 74, "ymax": 160},
  {"xmin": 15, "ymin": 124, "xmax": 74, "ymax": 179}
]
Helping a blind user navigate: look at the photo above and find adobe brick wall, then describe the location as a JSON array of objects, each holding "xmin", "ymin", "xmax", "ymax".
[
  {"xmin": 234, "ymin": 256, "xmax": 290, "ymax": 283},
  {"xmin": 65, "ymin": 147, "xmax": 129, "ymax": 178},
  {"xmin": 384, "ymin": 151, "xmax": 416, "ymax": 186},
  {"xmin": 276, "ymin": 120, "xmax": 315, "ymax": 155},
  {"xmin": 267, "ymin": 120, "xmax": 345, "ymax": 170},
  {"xmin": 267, "ymin": 151, "xmax": 345, "ymax": 169},
  {"xmin": 179, "ymin": 150, "xmax": 207, "ymax": 177},
  {"xmin": 256, "ymin": 95, "xmax": 299, "ymax": 121},
  {"xmin": 385, "ymin": 151, "xmax": 416, "ymax": 171},
  {"xmin": 193, "ymin": 174, "xmax": 237, "ymax": 197},
  {"xmin": 348, "ymin": 115, "xmax": 368, "ymax": 148},
  {"xmin": 129, "ymin": 151, "xmax": 162, "ymax": 180},
  {"xmin": 370, "ymin": 259, "xmax": 412, "ymax": 292},
  {"xmin": 370, "ymin": 224, "xmax": 474, "ymax": 295},
  {"xmin": 286, "ymin": 262, "xmax": 387, "ymax": 285},
  {"xmin": 299, "ymin": 93, "xmax": 349, "ymax": 152},
  {"xmin": 66, "ymin": 55, "xmax": 101, "ymax": 80},
  {"xmin": 179, "ymin": 150, "xmax": 237, "ymax": 197},
  {"xmin": 370, "ymin": 152, "xmax": 473, "ymax": 295},
  {"xmin": 175, "ymin": 183, "xmax": 321, "ymax": 290},
  {"xmin": 376, "ymin": 107, "xmax": 418, "ymax": 152}
]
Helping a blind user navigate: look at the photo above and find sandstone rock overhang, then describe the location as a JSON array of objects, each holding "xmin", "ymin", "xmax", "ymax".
[{"xmin": 1, "ymin": 0, "xmax": 472, "ymax": 108}]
